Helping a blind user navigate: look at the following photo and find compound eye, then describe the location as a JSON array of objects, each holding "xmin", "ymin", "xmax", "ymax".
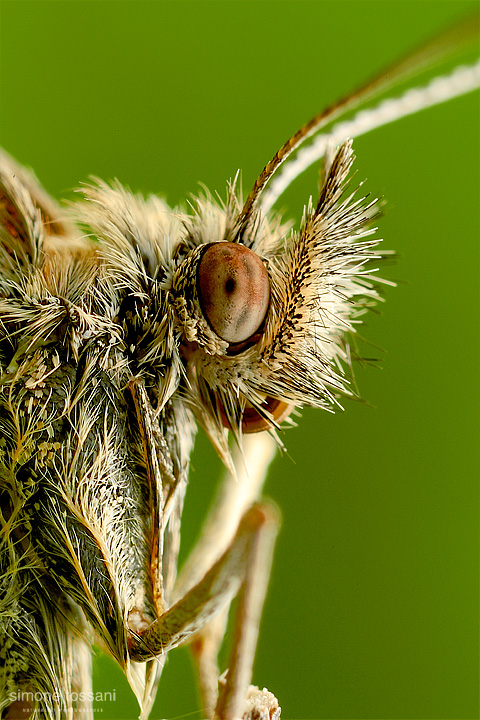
[{"xmin": 197, "ymin": 242, "xmax": 270, "ymax": 343}]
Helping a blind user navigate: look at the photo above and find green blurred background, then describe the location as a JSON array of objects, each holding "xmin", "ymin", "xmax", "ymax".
[{"xmin": 1, "ymin": 1, "xmax": 478, "ymax": 718}]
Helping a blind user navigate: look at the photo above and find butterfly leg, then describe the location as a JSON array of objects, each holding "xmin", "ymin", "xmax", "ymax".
[
  {"xmin": 213, "ymin": 501, "xmax": 280, "ymax": 720},
  {"xmin": 128, "ymin": 499, "xmax": 280, "ymax": 718},
  {"xmin": 177, "ymin": 434, "xmax": 280, "ymax": 717}
]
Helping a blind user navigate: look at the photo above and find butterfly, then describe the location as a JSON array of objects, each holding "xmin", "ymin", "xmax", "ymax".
[{"xmin": 0, "ymin": 10, "xmax": 478, "ymax": 720}]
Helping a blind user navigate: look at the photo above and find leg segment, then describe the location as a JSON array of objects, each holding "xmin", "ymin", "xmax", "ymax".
[
  {"xmin": 126, "ymin": 434, "xmax": 281, "ymax": 718},
  {"xmin": 214, "ymin": 500, "xmax": 279, "ymax": 720},
  {"xmin": 128, "ymin": 503, "xmax": 279, "ymax": 662}
]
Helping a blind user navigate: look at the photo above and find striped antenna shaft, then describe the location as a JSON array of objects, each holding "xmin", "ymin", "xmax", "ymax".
[
  {"xmin": 238, "ymin": 12, "xmax": 479, "ymax": 234},
  {"xmin": 261, "ymin": 60, "xmax": 480, "ymax": 214}
]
